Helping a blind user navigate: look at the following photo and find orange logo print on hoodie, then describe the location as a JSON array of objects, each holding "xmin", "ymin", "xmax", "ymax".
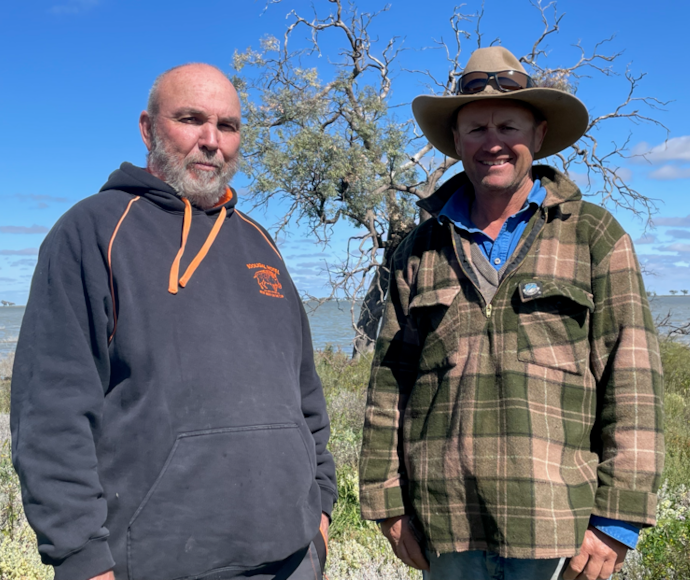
[{"xmin": 246, "ymin": 263, "xmax": 284, "ymax": 298}]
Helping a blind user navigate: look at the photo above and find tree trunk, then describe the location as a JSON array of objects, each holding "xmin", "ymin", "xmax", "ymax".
[
  {"xmin": 351, "ymin": 218, "xmax": 416, "ymax": 358},
  {"xmin": 351, "ymin": 251, "xmax": 391, "ymax": 357}
]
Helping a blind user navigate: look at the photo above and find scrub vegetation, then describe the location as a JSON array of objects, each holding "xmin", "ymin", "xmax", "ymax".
[{"xmin": 0, "ymin": 338, "xmax": 687, "ymax": 579}]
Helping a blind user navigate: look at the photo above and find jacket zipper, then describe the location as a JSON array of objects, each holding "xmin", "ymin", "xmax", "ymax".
[{"xmin": 449, "ymin": 207, "xmax": 549, "ymax": 319}]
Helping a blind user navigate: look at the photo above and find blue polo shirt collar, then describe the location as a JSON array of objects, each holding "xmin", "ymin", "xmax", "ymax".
[
  {"xmin": 438, "ymin": 179, "xmax": 546, "ymax": 230},
  {"xmin": 438, "ymin": 179, "xmax": 546, "ymax": 270}
]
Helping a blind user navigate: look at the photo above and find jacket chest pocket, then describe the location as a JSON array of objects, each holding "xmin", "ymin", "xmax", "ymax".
[
  {"xmin": 409, "ymin": 287, "xmax": 464, "ymax": 370},
  {"xmin": 516, "ymin": 280, "xmax": 594, "ymax": 375}
]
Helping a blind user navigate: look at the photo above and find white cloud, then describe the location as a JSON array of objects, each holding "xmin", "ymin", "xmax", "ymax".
[
  {"xmin": 638, "ymin": 252, "xmax": 690, "ymax": 292},
  {"xmin": 656, "ymin": 243, "xmax": 690, "ymax": 254},
  {"xmin": 0, "ymin": 248, "xmax": 39, "ymax": 256},
  {"xmin": 666, "ymin": 229, "xmax": 690, "ymax": 240},
  {"xmin": 634, "ymin": 234, "xmax": 657, "ymax": 245},
  {"xmin": 615, "ymin": 167, "xmax": 633, "ymax": 182},
  {"xmin": 10, "ymin": 258, "xmax": 37, "ymax": 268},
  {"xmin": 632, "ymin": 136, "xmax": 690, "ymax": 163},
  {"xmin": 649, "ymin": 165, "xmax": 690, "ymax": 180},
  {"xmin": 50, "ymin": 0, "xmax": 101, "ymax": 14},
  {"xmin": 653, "ymin": 215, "xmax": 690, "ymax": 227},
  {"xmin": 13, "ymin": 193, "xmax": 68, "ymax": 210},
  {"xmin": 565, "ymin": 167, "xmax": 632, "ymax": 189},
  {"xmin": 0, "ymin": 225, "xmax": 49, "ymax": 234}
]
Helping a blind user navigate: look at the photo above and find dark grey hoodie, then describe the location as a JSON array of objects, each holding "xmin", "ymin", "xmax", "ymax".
[{"xmin": 11, "ymin": 163, "xmax": 337, "ymax": 580}]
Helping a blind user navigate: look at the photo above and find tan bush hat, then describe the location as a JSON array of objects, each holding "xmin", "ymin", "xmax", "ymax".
[{"xmin": 412, "ymin": 46, "xmax": 589, "ymax": 160}]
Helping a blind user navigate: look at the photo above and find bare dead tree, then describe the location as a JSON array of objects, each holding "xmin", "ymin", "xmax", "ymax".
[
  {"xmin": 234, "ymin": 0, "xmax": 669, "ymax": 357},
  {"xmin": 655, "ymin": 310, "xmax": 690, "ymax": 337}
]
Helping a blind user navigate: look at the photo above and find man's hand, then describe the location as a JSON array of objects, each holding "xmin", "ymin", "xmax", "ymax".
[
  {"xmin": 88, "ymin": 572, "xmax": 115, "ymax": 580},
  {"xmin": 320, "ymin": 512, "xmax": 329, "ymax": 547},
  {"xmin": 563, "ymin": 526, "xmax": 628, "ymax": 580},
  {"xmin": 380, "ymin": 515, "xmax": 430, "ymax": 571}
]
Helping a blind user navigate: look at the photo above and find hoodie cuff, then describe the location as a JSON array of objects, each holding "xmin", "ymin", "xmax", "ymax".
[
  {"xmin": 319, "ymin": 485, "xmax": 336, "ymax": 519},
  {"xmin": 52, "ymin": 536, "xmax": 115, "ymax": 580}
]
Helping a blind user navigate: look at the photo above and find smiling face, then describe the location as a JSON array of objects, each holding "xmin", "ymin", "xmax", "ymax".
[
  {"xmin": 453, "ymin": 99, "xmax": 547, "ymax": 201},
  {"xmin": 139, "ymin": 64, "xmax": 242, "ymax": 209}
]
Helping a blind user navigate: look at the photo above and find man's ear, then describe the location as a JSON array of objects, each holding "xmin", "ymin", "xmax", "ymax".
[
  {"xmin": 452, "ymin": 126, "xmax": 463, "ymax": 159},
  {"xmin": 533, "ymin": 120, "xmax": 548, "ymax": 154},
  {"xmin": 139, "ymin": 111, "xmax": 153, "ymax": 152}
]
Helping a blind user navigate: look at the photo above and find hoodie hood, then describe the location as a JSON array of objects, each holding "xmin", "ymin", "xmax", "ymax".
[
  {"xmin": 100, "ymin": 162, "xmax": 240, "ymax": 294},
  {"xmin": 100, "ymin": 162, "xmax": 238, "ymax": 214}
]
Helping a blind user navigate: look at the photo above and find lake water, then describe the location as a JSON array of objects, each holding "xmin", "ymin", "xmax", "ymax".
[
  {"xmin": 0, "ymin": 306, "xmax": 24, "ymax": 359},
  {"xmin": 2, "ymin": 295, "xmax": 690, "ymax": 359},
  {"xmin": 0, "ymin": 301, "xmax": 363, "ymax": 359}
]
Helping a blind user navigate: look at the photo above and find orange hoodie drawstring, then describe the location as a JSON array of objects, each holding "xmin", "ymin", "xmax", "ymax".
[{"xmin": 168, "ymin": 198, "xmax": 227, "ymax": 294}]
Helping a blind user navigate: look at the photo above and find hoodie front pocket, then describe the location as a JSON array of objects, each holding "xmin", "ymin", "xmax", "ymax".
[{"xmin": 127, "ymin": 423, "xmax": 320, "ymax": 580}]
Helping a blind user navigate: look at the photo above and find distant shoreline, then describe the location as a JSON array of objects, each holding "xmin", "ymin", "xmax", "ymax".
[
  {"xmin": 2, "ymin": 294, "xmax": 690, "ymax": 307},
  {"xmin": 649, "ymin": 294, "xmax": 690, "ymax": 298}
]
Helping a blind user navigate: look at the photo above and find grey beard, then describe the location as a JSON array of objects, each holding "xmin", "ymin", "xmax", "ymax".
[{"xmin": 148, "ymin": 131, "xmax": 239, "ymax": 209}]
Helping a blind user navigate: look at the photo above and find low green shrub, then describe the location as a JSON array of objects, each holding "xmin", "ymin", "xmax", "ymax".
[
  {"xmin": 330, "ymin": 464, "xmax": 378, "ymax": 541},
  {"xmin": 0, "ymin": 443, "xmax": 52, "ymax": 580},
  {"xmin": 318, "ymin": 348, "xmax": 371, "ymax": 471},
  {"xmin": 0, "ymin": 354, "xmax": 12, "ymax": 383},
  {"xmin": 659, "ymin": 339, "xmax": 690, "ymax": 489},
  {"xmin": 0, "ymin": 353, "xmax": 12, "ymax": 415},
  {"xmin": 660, "ymin": 339, "xmax": 690, "ymax": 397},
  {"xmin": 317, "ymin": 349, "xmax": 420, "ymax": 578},
  {"xmin": 636, "ymin": 483, "xmax": 690, "ymax": 580},
  {"xmin": 0, "ymin": 385, "xmax": 8, "ymax": 417},
  {"xmin": 615, "ymin": 483, "xmax": 690, "ymax": 580}
]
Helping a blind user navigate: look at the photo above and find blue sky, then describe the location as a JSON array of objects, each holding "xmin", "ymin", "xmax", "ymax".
[{"xmin": 1, "ymin": 0, "xmax": 689, "ymax": 304}]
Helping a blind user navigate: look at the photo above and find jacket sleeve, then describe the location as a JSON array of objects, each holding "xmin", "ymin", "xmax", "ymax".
[
  {"xmin": 298, "ymin": 303, "xmax": 338, "ymax": 517},
  {"xmin": 10, "ymin": 214, "xmax": 116, "ymax": 580},
  {"xmin": 589, "ymin": 233, "xmax": 664, "ymax": 527},
  {"xmin": 359, "ymin": 252, "xmax": 422, "ymax": 521}
]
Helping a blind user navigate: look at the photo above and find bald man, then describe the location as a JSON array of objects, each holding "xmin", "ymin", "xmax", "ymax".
[{"xmin": 11, "ymin": 64, "xmax": 336, "ymax": 580}]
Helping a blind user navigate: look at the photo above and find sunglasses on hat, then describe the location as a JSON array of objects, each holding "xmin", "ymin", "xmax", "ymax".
[{"xmin": 457, "ymin": 70, "xmax": 535, "ymax": 95}]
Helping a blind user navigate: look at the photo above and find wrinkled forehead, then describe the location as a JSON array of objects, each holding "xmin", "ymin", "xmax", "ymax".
[{"xmin": 454, "ymin": 99, "xmax": 539, "ymax": 127}]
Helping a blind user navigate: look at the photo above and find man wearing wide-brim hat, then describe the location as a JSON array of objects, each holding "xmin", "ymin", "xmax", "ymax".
[{"xmin": 359, "ymin": 46, "xmax": 663, "ymax": 580}]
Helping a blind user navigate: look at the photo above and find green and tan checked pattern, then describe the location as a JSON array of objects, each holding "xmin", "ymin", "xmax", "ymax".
[{"xmin": 359, "ymin": 166, "xmax": 664, "ymax": 559}]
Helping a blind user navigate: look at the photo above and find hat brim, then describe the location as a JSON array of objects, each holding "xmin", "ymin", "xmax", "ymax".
[{"xmin": 412, "ymin": 88, "xmax": 589, "ymax": 160}]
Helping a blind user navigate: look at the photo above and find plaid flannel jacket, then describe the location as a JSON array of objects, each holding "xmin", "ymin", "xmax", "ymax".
[{"xmin": 359, "ymin": 166, "xmax": 664, "ymax": 558}]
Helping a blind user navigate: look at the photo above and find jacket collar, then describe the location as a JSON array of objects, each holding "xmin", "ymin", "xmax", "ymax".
[{"xmin": 417, "ymin": 165, "xmax": 582, "ymax": 218}]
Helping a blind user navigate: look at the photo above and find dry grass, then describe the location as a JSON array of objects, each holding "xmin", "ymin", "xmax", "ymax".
[
  {"xmin": 0, "ymin": 353, "xmax": 13, "ymax": 416},
  {"xmin": 0, "ymin": 353, "xmax": 13, "ymax": 381},
  {"xmin": 0, "ymin": 416, "xmax": 8, "ymax": 448}
]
